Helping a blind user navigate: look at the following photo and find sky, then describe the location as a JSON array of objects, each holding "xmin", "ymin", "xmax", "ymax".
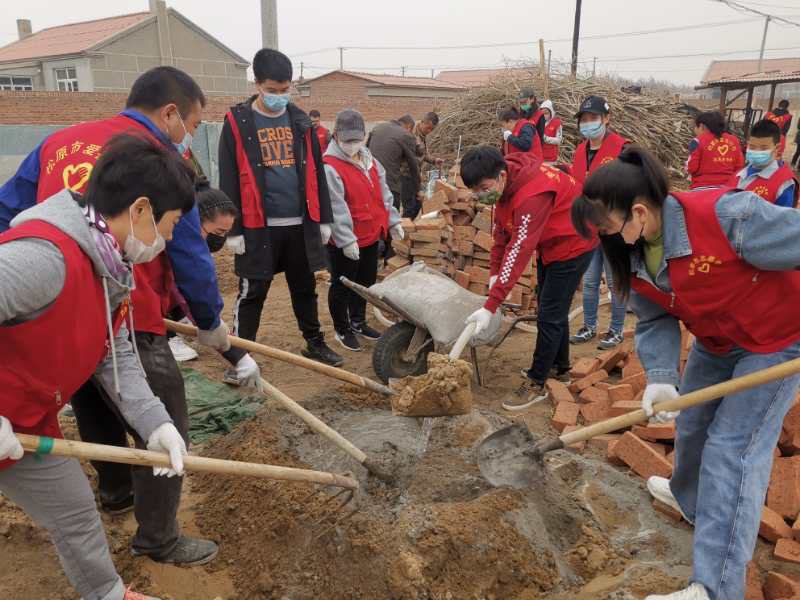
[{"xmin": 1, "ymin": 0, "xmax": 799, "ymax": 86}]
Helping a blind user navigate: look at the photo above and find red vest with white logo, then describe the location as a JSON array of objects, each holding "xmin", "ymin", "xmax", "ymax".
[
  {"xmin": 542, "ymin": 118, "xmax": 562, "ymax": 162},
  {"xmin": 689, "ymin": 132, "xmax": 743, "ymax": 189},
  {"xmin": 765, "ymin": 111, "xmax": 792, "ymax": 158},
  {"xmin": 0, "ymin": 220, "xmax": 125, "ymax": 469},
  {"xmin": 631, "ymin": 188, "xmax": 800, "ymax": 355},
  {"xmin": 35, "ymin": 114, "xmax": 173, "ymax": 335},
  {"xmin": 225, "ymin": 111, "xmax": 321, "ymax": 229},
  {"xmin": 728, "ymin": 162, "xmax": 798, "ymax": 206},
  {"xmin": 316, "ymin": 126, "xmax": 330, "ymax": 154},
  {"xmin": 504, "ymin": 119, "xmax": 543, "ymax": 159},
  {"xmin": 571, "ymin": 131, "xmax": 628, "ymax": 185},
  {"xmin": 323, "ymin": 156, "xmax": 389, "ymax": 248}
]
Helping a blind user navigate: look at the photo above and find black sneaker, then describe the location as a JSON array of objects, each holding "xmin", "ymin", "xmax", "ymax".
[
  {"xmin": 302, "ymin": 338, "xmax": 345, "ymax": 366},
  {"xmin": 100, "ymin": 492, "xmax": 135, "ymax": 516},
  {"xmin": 597, "ymin": 330, "xmax": 624, "ymax": 350},
  {"xmin": 134, "ymin": 535, "xmax": 218, "ymax": 567},
  {"xmin": 569, "ymin": 325, "xmax": 597, "ymax": 345},
  {"xmin": 352, "ymin": 322, "xmax": 382, "ymax": 341},
  {"xmin": 502, "ymin": 379, "xmax": 548, "ymax": 411},
  {"xmin": 334, "ymin": 330, "xmax": 362, "ymax": 352}
]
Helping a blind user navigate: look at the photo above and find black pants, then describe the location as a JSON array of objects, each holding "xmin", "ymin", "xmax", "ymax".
[
  {"xmin": 327, "ymin": 242, "xmax": 379, "ymax": 334},
  {"xmin": 792, "ymin": 143, "xmax": 800, "ymax": 167},
  {"xmin": 526, "ymin": 250, "xmax": 594, "ymax": 385},
  {"xmin": 71, "ymin": 333, "xmax": 189, "ymax": 557},
  {"xmin": 233, "ymin": 225, "xmax": 321, "ymax": 343},
  {"xmin": 400, "ymin": 175, "xmax": 421, "ymax": 219}
]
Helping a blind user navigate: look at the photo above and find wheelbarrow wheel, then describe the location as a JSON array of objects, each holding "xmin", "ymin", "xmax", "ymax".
[{"xmin": 373, "ymin": 322, "xmax": 431, "ymax": 384}]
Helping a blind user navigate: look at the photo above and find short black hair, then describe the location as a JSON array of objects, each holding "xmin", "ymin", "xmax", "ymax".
[
  {"xmin": 398, "ymin": 114, "xmax": 415, "ymax": 128},
  {"xmin": 779, "ymin": 99, "xmax": 790, "ymax": 109},
  {"xmin": 695, "ymin": 110, "xmax": 726, "ymax": 138},
  {"xmin": 196, "ymin": 177, "xmax": 238, "ymax": 222},
  {"xmin": 750, "ymin": 118, "xmax": 781, "ymax": 143},
  {"xmin": 460, "ymin": 145, "xmax": 507, "ymax": 188},
  {"xmin": 309, "ymin": 110, "xmax": 321, "ymax": 118},
  {"xmin": 253, "ymin": 48, "xmax": 293, "ymax": 83},
  {"xmin": 125, "ymin": 66, "xmax": 206, "ymax": 118},
  {"xmin": 84, "ymin": 133, "xmax": 196, "ymax": 222},
  {"xmin": 423, "ymin": 111, "xmax": 439, "ymax": 126},
  {"xmin": 498, "ymin": 107, "xmax": 522, "ymax": 122}
]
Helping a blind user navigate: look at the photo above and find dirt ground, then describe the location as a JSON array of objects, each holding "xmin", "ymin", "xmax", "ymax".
[{"xmin": 0, "ymin": 250, "xmax": 794, "ymax": 599}]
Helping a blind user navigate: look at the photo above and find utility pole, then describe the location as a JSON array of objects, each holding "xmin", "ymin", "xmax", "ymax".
[
  {"xmin": 430, "ymin": 68, "xmax": 435, "ymax": 79},
  {"xmin": 260, "ymin": 0, "xmax": 278, "ymax": 50},
  {"xmin": 592, "ymin": 56, "xmax": 597, "ymax": 78},
  {"xmin": 547, "ymin": 49, "xmax": 552, "ymax": 79},
  {"xmin": 757, "ymin": 16, "xmax": 770, "ymax": 73},
  {"xmin": 571, "ymin": 0, "xmax": 582, "ymax": 78},
  {"xmin": 338, "ymin": 47, "xmax": 344, "ymax": 70},
  {"xmin": 300, "ymin": 61, "xmax": 304, "ymax": 80},
  {"xmin": 401, "ymin": 66, "xmax": 406, "ymax": 77}
]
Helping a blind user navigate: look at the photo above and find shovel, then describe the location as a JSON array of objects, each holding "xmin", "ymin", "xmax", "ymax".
[{"xmin": 478, "ymin": 356, "xmax": 800, "ymax": 488}]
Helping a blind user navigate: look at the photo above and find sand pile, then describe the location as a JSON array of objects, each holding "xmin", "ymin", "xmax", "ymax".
[{"xmin": 391, "ymin": 353, "xmax": 473, "ymax": 417}]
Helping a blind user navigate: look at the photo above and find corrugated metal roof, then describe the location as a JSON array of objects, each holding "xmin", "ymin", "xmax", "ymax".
[
  {"xmin": 0, "ymin": 12, "xmax": 151, "ymax": 63},
  {"xmin": 701, "ymin": 57, "xmax": 800, "ymax": 86},
  {"xmin": 436, "ymin": 67, "xmax": 538, "ymax": 88},
  {"xmin": 299, "ymin": 70, "xmax": 465, "ymax": 91}
]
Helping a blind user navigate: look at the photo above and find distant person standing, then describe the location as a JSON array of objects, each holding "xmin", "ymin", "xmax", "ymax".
[
  {"xmin": 309, "ymin": 110, "xmax": 331, "ymax": 154},
  {"xmin": 518, "ymin": 88, "xmax": 546, "ymax": 148},
  {"xmin": 792, "ymin": 118, "xmax": 800, "ymax": 169},
  {"xmin": 367, "ymin": 114, "xmax": 420, "ymax": 217},
  {"xmin": 500, "ymin": 108, "xmax": 539, "ymax": 157},
  {"xmin": 765, "ymin": 99, "xmax": 793, "ymax": 161},
  {"xmin": 540, "ymin": 100, "xmax": 562, "ymax": 164},
  {"xmin": 686, "ymin": 110, "xmax": 744, "ymax": 189}
]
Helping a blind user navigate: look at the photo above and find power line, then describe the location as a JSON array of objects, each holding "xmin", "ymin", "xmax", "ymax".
[
  {"xmin": 709, "ymin": 0, "xmax": 800, "ymax": 27},
  {"xmin": 597, "ymin": 44, "xmax": 800, "ymax": 63}
]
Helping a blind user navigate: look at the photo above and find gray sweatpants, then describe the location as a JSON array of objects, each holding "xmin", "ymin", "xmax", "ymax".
[{"xmin": 0, "ymin": 454, "xmax": 125, "ymax": 600}]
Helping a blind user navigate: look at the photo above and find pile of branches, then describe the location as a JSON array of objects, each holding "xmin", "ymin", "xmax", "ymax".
[{"xmin": 429, "ymin": 74, "xmax": 694, "ymax": 178}]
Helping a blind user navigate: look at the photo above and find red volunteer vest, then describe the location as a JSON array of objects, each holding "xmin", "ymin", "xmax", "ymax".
[
  {"xmin": 225, "ymin": 111, "xmax": 321, "ymax": 229},
  {"xmin": 631, "ymin": 188, "xmax": 800, "ymax": 355},
  {"xmin": 571, "ymin": 131, "xmax": 628, "ymax": 185},
  {"xmin": 689, "ymin": 132, "xmax": 743, "ymax": 189},
  {"xmin": 542, "ymin": 118, "xmax": 562, "ymax": 162},
  {"xmin": 493, "ymin": 163, "xmax": 596, "ymax": 265},
  {"xmin": 323, "ymin": 156, "xmax": 389, "ymax": 248},
  {"xmin": 729, "ymin": 162, "xmax": 798, "ymax": 206},
  {"xmin": 0, "ymin": 221, "xmax": 125, "ymax": 469},
  {"xmin": 504, "ymin": 120, "xmax": 543, "ymax": 159},
  {"xmin": 765, "ymin": 111, "xmax": 792, "ymax": 158},
  {"xmin": 316, "ymin": 126, "xmax": 330, "ymax": 154},
  {"xmin": 36, "ymin": 114, "xmax": 173, "ymax": 335}
]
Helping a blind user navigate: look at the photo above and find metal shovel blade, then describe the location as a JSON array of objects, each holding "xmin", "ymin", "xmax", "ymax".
[{"xmin": 477, "ymin": 424, "xmax": 544, "ymax": 488}]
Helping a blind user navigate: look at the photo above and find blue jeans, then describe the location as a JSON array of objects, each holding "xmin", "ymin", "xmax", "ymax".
[
  {"xmin": 671, "ymin": 339, "xmax": 800, "ymax": 600},
  {"xmin": 582, "ymin": 247, "xmax": 626, "ymax": 333}
]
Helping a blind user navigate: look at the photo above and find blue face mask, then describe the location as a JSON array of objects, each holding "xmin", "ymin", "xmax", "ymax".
[
  {"xmin": 580, "ymin": 120, "xmax": 605, "ymax": 140},
  {"xmin": 746, "ymin": 149, "xmax": 773, "ymax": 168},
  {"xmin": 173, "ymin": 114, "xmax": 192, "ymax": 155},
  {"xmin": 262, "ymin": 92, "xmax": 290, "ymax": 112}
]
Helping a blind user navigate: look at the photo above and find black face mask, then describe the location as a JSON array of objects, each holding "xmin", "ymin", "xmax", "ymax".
[{"xmin": 206, "ymin": 233, "xmax": 226, "ymax": 253}]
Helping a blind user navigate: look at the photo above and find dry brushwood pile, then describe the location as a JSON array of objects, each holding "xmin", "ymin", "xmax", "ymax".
[{"xmin": 428, "ymin": 75, "xmax": 694, "ymax": 178}]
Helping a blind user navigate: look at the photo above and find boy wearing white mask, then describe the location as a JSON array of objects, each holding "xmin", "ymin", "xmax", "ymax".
[{"xmin": 323, "ymin": 109, "xmax": 403, "ymax": 352}]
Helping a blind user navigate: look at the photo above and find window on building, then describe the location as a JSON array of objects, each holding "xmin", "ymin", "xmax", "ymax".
[
  {"xmin": 0, "ymin": 75, "xmax": 33, "ymax": 91},
  {"xmin": 54, "ymin": 67, "xmax": 78, "ymax": 92}
]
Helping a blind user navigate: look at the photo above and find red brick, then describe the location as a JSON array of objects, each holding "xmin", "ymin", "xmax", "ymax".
[
  {"xmin": 760, "ymin": 506, "xmax": 794, "ymax": 543},
  {"xmin": 595, "ymin": 381, "xmax": 611, "ymax": 390},
  {"xmin": 464, "ymin": 265, "xmax": 490, "ymax": 284},
  {"xmin": 473, "ymin": 231, "xmax": 494, "ymax": 252},
  {"xmin": 608, "ymin": 384, "xmax": 635, "ymax": 403},
  {"xmin": 609, "ymin": 400, "xmax": 642, "ymax": 418},
  {"xmin": 561, "ymin": 425, "xmax": 586, "ymax": 452},
  {"xmin": 571, "ymin": 369, "xmax": 609, "ymax": 392},
  {"xmin": 587, "ymin": 434, "xmax": 621, "ymax": 452},
  {"xmin": 666, "ymin": 451, "xmax": 675, "ymax": 465},
  {"xmin": 793, "ymin": 517, "xmax": 800, "ymax": 542},
  {"xmin": 784, "ymin": 404, "xmax": 800, "ymax": 434},
  {"xmin": 781, "ymin": 431, "xmax": 800, "ymax": 456},
  {"xmin": 653, "ymin": 499, "xmax": 682, "ymax": 522},
  {"xmin": 578, "ymin": 386, "xmax": 609, "ymax": 405},
  {"xmin": 644, "ymin": 441, "xmax": 668, "ymax": 456},
  {"xmin": 746, "ymin": 562, "xmax": 765, "ymax": 600},
  {"xmin": 612, "ymin": 432, "xmax": 673, "ymax": 479},
  {"xmin": 632, "ymin": 422, "xmax": 676, "ymax": 442},
  {"xmin": 545, "ymin": 379, "xmax": 574, "ymax": 404},
  {"xmin": 620, "ymin": 371, "xmax": 648, "ymax": 393},
  {"xmin": 623, "ymin": 328, "xmax": 635, "ymax": 339},
  {"xmin": 570, "ymin": 357, "xmax": 601, "ymax": 379},
  {"xmin": 551, "ymin": 402, "xmax": 580, "ymax": 433},
  {"xmin": 776, "ymin": 539, "xmax": 800, "ymax": 564},
  {"xmin": 765, "ymin": 571, "xmax": 800, "ymax": 599},
  {"xmin": 581, "ymin": 401, "xmax": 611, "ymax": 424},
  {"xmin": 597, "ymin": 348, "xmax": 627, "ymax": 373},
  {"xmin": 454, "ymin": 270, "xmax": 470, "ymax": 289},
  {"xmin": 607, "ymin": 439, "xmax": 626, "ymax": 466},
  {"xmin": 622, "ymin": 355, "xmax": 645, "ymax": 378},
  {"xmin": 768, "ymin": 457, "xmax": 800, "ymax": 519}
]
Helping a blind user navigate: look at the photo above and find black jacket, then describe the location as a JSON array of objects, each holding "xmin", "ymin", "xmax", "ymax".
[{"xmin": 218, "ymin": 97, "xmax": 333, "ymax": 280}]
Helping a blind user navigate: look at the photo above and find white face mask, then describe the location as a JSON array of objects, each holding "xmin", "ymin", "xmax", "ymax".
[
  {"xmin": 340, "ymin": 140, "xmax": 365, "ymax": 157},
  {"xmin": 124, "ymin": 204, "xmax": 166, "ymax": 264}
]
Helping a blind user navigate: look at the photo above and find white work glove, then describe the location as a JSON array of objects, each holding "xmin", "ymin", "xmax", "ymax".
[
  {"xmin": 502, "ymin": 130, "xmax": 513, "ymax": 141},
  {"xmin": 225, "ymin": 235, "xmax": 245, "ymax": 255},
  {"xmin": 642, "ymin": 383, "xmax": 680, "ymax": 423},
  {"xmin": 343, "ymin": 242, "xmax": 360, "ymax": 261},
  {"xmin": 320, "ymin": 223, "xmax": 332, "ymax": 245},
  {"xmin": 146, "ymin": 423, "xmax": 187, "ymax": 477},
  {"xmin": 390, "ymin": 224, "xmax": 405, "ymax": 240},
  {"xmin": 0, "ymin": 416, "xmax": 23, "ymax": 461},
  {"xmin": 197, "ymin": 320, "xmax": 231, "ymax": 352},
  {"xmin": 489, "ymin": 275, "xmax": 498, "ymax": 289},
  {"xmin": 466, "ymin": 307, "xmax": 493, "ymax": 336},
  {"xmin": 236, "ymin": 354, "xmax": 261, "ymax": 388}
]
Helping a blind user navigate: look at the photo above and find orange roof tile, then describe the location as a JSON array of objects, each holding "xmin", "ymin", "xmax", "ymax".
[
  {"xmin": 300, "ymin": 70, "xmax": 465, "ymax": 91},
  {"xmin": 701, "ymin": 57, "xmax": 800, "ymax": 85},
  {"xmin": 436, "ymin": 67, "xmax": 539, "ymax": 88}
]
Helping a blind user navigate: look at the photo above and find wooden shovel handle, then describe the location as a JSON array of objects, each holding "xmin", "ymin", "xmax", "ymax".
[
  {"xmin": 559, "ymin": 356, "xmax": 800, "ymax": 447},
  {"xmin": 15, "ymin": 433, "xmax": 358, "ymax": 490},
  {"xmin": 165, "ymin": 319, "xmax": 393, "ymax": 396}
]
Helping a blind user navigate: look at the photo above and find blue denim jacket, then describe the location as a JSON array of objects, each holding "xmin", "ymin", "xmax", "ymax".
[{"xmin": 630, "ymin": 190, "xmax": 800, "ymax": 386}]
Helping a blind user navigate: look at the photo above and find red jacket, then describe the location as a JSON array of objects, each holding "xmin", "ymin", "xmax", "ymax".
[
  {"xmin": 323, "ymin": 156, "xmax": 389, "ymax": 248},
  {"xmin": 485, "ymin": 154, "xmax": 596, "ymax": 313},
  {"xmin": 631, "ymin": 187, "xmax": 800, "ymax": 355},
  {"xmin": 35, "ymin": 114, "xmax": 172, "ymax": 335},
  {"xmin": 687, "ymin": 131, "xmax": 744, "ymax": 189},
  {"xmin": 316, "ymin": 125, "xmax": 331, "ymax": 154},
  {"xmin": 0, "ymin": 221, "xmax": 122, "ymax": 469},
  {"xmin": 728, "ymin": 162, "xmax": 798, "ymax": 206},
  {"xmin": 765, "ymin": 111, "xmax": 792, "ymax": 159},
  {"xmin": 504, "ymin": 119, "xmax": 543, "ymax": 160},
  {"xmin": 542, "ymin": 118, "xmax": 562, "ymax": 162},
  {"xmin": 571, "ymin": 131, "xmax": 628, "ymax": 185}
]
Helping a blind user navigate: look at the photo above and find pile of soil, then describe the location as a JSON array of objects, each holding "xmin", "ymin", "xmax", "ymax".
[{"xmin": 391, "ymin": 353, "xmax": 473, "ymax": 417}]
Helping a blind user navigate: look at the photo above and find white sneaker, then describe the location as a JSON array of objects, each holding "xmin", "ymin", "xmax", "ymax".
[
  {"xmin": 168, "ymin": 336, "xmax": 198, "ymax": 362},
  {"xmin": 647, "ymin": 476, "xmax": 688, "ymax": 521},
  {"xmin": 645, "ymin": 583, "xmax": 709, "ymax": 600}
]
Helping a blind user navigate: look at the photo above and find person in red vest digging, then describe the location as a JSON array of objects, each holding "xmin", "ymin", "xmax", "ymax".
[
  {"xmin": 540, "ymin": 100, "xmax": 562, "ymax": 164},
  {"xmin": 686, "ymin": 110, "xmax": 744, "ymax": 189},
  {"xmin": 729, "ymin": 119, "xmax": 797, "ymax": 207},
  {"xmin": 323, "ymin": 109, "xmax": 403, "ymax": 352},
  {"xmin": 764, "ymin": 99, "xmax": 793, "ymax": 161},
  {"xmin": 500, "ymin": 107, "xmax": 542, "ymax": 159},
  {"xmin": 572, "ymin": 145, "xmax": 800, "ymax": 600},
  {"xmin": 462, "ymin": 146, "xmax": 596, "ymax": 411},
  {"xmin": 309, "ymin": 110, "xmax": 331, "ymax": 154},
  {"xmin": 0, "ymin": 134, "xmax": 195, "ymax": 600}
]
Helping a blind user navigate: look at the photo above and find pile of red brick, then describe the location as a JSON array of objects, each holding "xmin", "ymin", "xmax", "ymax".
[{"xmin": 747, "ymin": 564, "xmax": 800, "ymax": 600}]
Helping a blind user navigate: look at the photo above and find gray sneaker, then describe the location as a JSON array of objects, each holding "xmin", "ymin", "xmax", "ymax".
[
  {"xmin": 134, "ymin": 535, "xmax": 219, "ymax": 567},
  {"xmin": 502, "ymin": 379, "xmax": 548, "ymax": 411},
  {"xmin": 597, "ymin": 330, "xmax": 624, "ymax": 350},
  {"xmin": 569, "ymin": 325, "xmax": 597, "ymax": 345}
]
